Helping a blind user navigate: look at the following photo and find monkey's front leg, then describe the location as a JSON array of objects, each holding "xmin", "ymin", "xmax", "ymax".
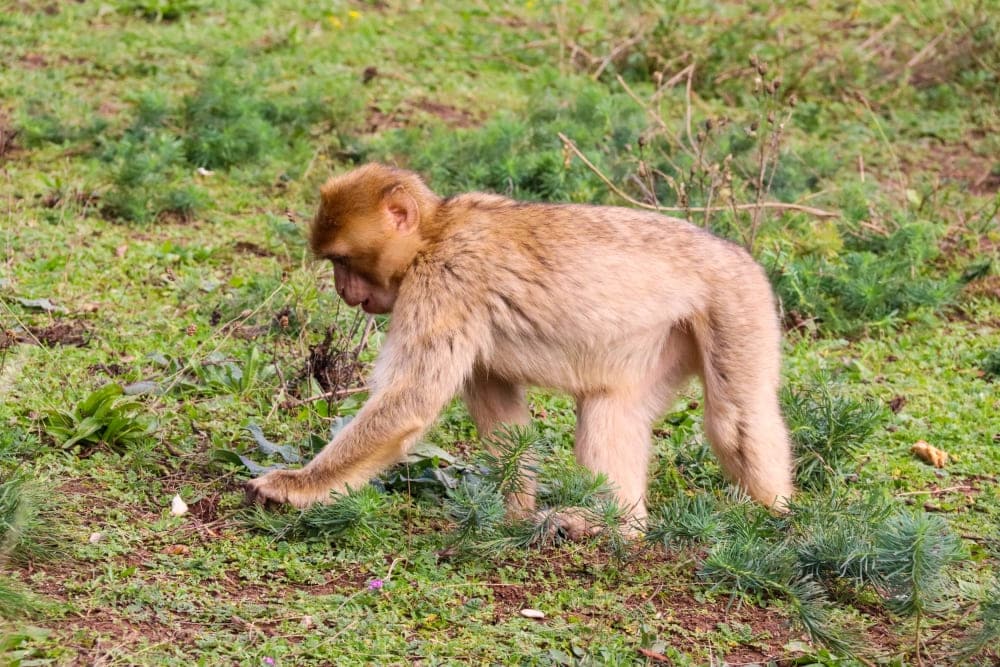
[{"xmin": 245, "ymin": 395, "xmax": 425, "ymax": 508}]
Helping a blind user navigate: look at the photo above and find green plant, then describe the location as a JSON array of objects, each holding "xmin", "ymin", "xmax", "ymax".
[
  {"xmin": 782, "ymin": 383, "xmax": 886, "ymax": 491},
  {"xmin": 44, "ymin": 384, "xmax": 155, "ymax": 453},
  {"xmin": 875, "ymin": 512, "xmax": 964, "ymax": 659},
  {"xmin": 982, "ymin": 349, "xmax": 1000, "ymax": 380},
  {"xmin": 117, "ymin": 0, "xmax": 200, "ymax": 21},
  {"xmin": 194, "ymin": 347, "xmax": 275, "ymax": 395}
]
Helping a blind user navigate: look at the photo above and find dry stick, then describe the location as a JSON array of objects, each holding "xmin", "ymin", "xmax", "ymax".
[
  {"xmin": 280, "ymin": 385, "xmax": 369, "ymax": 410},
  {"xmin": 684, "ymin": 63, "xmax": 696, "ymax": 154},
  {"xmin": 614, "ymin": 73, "xmax": 694, "ymax": 165},
  {"xmin": 557, "ymin": 133, "xmax": 840, "ymax": 219},
  {"xmin": 859, "ymin": 15, "xmax": 902, "ymax": 55},
  {"xmin": 591, "ymin": 31, "xmax": 647, "ymax": 80}
]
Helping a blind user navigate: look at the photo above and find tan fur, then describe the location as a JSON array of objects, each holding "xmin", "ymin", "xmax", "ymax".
[{"xmin": 246, "ymin": 164, "xmax": 795, "ymax": 531}]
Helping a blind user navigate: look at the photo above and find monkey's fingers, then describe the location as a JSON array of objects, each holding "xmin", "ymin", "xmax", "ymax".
[{"xmin": 244, "ymin": 469, "xmax": 335, "ymax": 509}]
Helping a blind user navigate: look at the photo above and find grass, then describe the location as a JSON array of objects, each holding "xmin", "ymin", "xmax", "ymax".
[{"xmin": 1, "ymin": 0, "xmax": 999, "ymax": 664}]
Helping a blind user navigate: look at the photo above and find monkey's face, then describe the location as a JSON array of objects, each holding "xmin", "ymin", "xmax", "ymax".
[
  {"xmin": 330, "ymin": 260, "xmax": 397, "ymax": 314},
  {"xmin": 311, "ymin": 176, "xmax": 423, "ymax": 315}
]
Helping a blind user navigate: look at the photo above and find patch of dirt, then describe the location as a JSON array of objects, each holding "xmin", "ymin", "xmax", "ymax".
[
  {"xmin": 20, "ymin": 52, "xmax": 50, "ymax": 68},
  {"xmin": 88, "ymin": 362, "xmax": 128, "ymax": 377},
  {"xmin": 41, "ymin": 188, "xmax": 100, "ymax": 209},
  {"xmin": 412, "ymin": 99, "xmax": 477, "ymax": 128},
  {"xmin": 365, "ymin": 104, "xmax": 406, "ymax": 133},
  {"xmin": 905, "ymin": 136, "xmax": 1000, "ymax": 195},
  {"xmin": 9, "ymin": 320, "xmax": 90, "ymax": 347},
  {"xmin": 233, "ymin": 240, "xmax": 274, "ymax": 257},
  {"xmin": 964, "ymin": 274, "xmax": 1000, "ymax": 301},
  {"xmin": 364, "ymin": 100, "xmax": 478, "ymax": 133}
]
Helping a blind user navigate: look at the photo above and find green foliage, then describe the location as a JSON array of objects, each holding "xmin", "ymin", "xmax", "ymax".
[
  {"xmin": 43, "ymin": 384, "xmax": 155, "ymax": 453},
  {"xmin": 373, "ymin": 87, "xmax": 647, "ymax": 203},
  {"xmin": 476, "ymin": 424, "xmax": 543, "ymax": 499},
  {"xmin": 15, "ymin": 102, "xmax": 107, "ymax": 147},
  {"xmin": 181, "ymin": 77, "xmax": 281, "ymax": 169},
  {"xmin": 445, "ymin": 477, "xmax": 506, "ymax": 541},
  {"xmin": 299, "ymin": 486, "xmax": 388, "ymax": 540},
  {"xmin": 875, "ymin": 512, "xmax": 964, "ymax": 617},
  {"xmin": 768, "ymin": 240, "xmax": 957, "ymax": 337},
  {"xmin": 646, "ymin": 492, "xmax": 722, "ymax": 547},
  {"xmin": 781, "ymin": 383, "xmax": 886, "ymax": 491},
  {"xmin": 957, "ymin": 580, "xmax": 1000, "ymax": 663},
  {"xmin": 96, "ymin": 70, "xmax": 359, "ymax": 222},
  {"xmin": 117, "ymin": 0, "xmax": 200, "ymax": 21},
  {"xmin": 981, "ymin": 349, "xmax": 1000, "ymax": 380},
  {"xmin": 0, "ymin": 474, "xmax": 60, "ymax": 564},
  {"xmin": 791, "ymin": 490, "xmax": 894, "ymax": 589},
  {"xmin": 0, "ymin": 577, "xmax": 38, "ymax": 620},
  {"xmin": 246, "ymin": 486, "xmax": 389, "ymax": 544},
  {"xmin": 193, "ymin": 347, "xmax": 275, "ymax": 395}
]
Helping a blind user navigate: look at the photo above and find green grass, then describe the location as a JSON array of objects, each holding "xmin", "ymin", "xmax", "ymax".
[{"xmin": 1, "ymin": 0, "xmax": 999, "ymax": 664}]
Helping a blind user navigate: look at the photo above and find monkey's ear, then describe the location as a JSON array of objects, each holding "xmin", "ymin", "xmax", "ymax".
[{"xmin": 384, "ymin": 187, "xmax": 419, "ymax": 235}]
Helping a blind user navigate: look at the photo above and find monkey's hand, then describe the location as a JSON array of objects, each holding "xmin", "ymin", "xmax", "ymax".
[
  {"xmin": 244, "ymin": 469, "xmax": 334, "ymax": 508},
  {"xmin": 538, "ymin": 508, "xmax": 643, "ymax": 541}
]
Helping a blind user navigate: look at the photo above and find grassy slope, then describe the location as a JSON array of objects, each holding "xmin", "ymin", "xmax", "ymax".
[{"xmin": 1, "ymin": 1, "xmax": 999, "ymax": 664}]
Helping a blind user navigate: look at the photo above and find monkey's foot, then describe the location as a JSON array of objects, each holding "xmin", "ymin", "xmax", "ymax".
[
  {"xmin": 536, "ymin": 509, "xmax": 643, "ymax": 541},
  {"xmin": 244, "ymin": 469, "xmax": 333, "ymax": 508}
]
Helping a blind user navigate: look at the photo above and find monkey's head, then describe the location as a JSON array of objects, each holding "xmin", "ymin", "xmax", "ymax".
[{"xmin": 310, "ymin": 164, "xmax": 440, "ymax": 314}]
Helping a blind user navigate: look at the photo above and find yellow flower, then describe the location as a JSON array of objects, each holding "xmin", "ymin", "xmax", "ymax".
[
  {"xmin": 328, "ymin": 15, "xmax": 343, "ymax": 29},
  {"xmin": 348, "ymin": 10, "xmax": 361, "ymax": 20}
]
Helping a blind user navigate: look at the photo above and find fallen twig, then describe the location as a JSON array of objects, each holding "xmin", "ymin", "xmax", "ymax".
[
  {"xmin": 557, "ymin": 133, "xmax": 840, "ymax": 219},
  {"xmin": 280, "ymin": 385, "xmax": 369, "ymax": 410}
]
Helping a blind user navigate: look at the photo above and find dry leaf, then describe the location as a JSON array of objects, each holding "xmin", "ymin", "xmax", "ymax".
[
  {"xmin": 163, "ymin": 544, "xmax": 190, "ymax": 555},
  {"xmin": 911, "ymin": 440, "xmax": 949, "ymax": 468}
]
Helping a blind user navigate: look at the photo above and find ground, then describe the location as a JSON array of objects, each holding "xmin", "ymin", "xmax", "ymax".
[{"xmin": 1, "ymin": 1, "xmax": 999, "ymax": 665}]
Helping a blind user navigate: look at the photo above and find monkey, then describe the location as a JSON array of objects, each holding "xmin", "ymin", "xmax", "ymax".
[{"xmin": 245, "ymin": 163, "xmax": 794, "ymax": 536}]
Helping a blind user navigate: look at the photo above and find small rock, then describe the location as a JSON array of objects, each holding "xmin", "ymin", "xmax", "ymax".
[
  {"xmin": 88, "ymin": 531, "xmax": 103, "ymax": 544},
  {"xmin": 300, "ymin": 615, "xmax": 314, "ymax": 628},
  {"xmin": 170, "ymin": 494, "xmax": 189, "ymax": 516},
  {"xmin": 520, "ymin": 608, "xmax": 545, "ymax": 620},
  {"xmin": 196, "ymin": 167, "xmax": 214, "ymax": 177}
]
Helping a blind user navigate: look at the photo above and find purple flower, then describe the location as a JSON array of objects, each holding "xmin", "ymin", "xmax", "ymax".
[
  {"xmin": 263, "ymin": 659, "xmax": 275, "ymax": 666},
  {"xmin": 367, "ymin": 578, "xmax": 384, "ymax": 591}
]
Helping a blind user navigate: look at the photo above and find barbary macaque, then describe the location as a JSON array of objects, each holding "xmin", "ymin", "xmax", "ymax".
[{"xmin": 245, "ymin": 163, "xmax": 794, "ymax": 535}]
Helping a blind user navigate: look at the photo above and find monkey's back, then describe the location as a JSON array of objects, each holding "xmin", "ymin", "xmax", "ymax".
[{"xmin": 413, "ymin": 196, "xmax": 778, "ymax": 394}]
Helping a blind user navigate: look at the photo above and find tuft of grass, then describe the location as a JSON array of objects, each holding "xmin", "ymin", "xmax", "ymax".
[
  {"xmin": 0, "ymin": 474, "xmax": 61, "ymax": 564},
  {"xmin": 782, "ymin": 382, "xmax": 886, "ymax": 491}
]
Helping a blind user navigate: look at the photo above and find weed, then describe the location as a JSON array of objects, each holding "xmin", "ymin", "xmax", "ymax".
[{"xmin": 43, "ymin": 384, "xmax": 156, "ymax": 453}]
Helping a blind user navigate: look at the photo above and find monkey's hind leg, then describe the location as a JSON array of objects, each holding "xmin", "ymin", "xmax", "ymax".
[
  {"xmin": 570, "ymin": 393, "xmax": 656, "ymax": 538},
  {"xmin": 463, "ymin": 372, "xmax": 536, "ymax": 517}
]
